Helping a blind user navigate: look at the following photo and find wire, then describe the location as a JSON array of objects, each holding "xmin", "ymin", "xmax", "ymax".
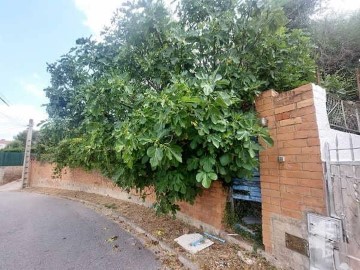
[
  {"xmin": 0, "ymin": 92, "xmax": 10, "ymax": 106},
  {"xmin": 0, "ymin": 96, "xmax": 9, "ymax": 106}
]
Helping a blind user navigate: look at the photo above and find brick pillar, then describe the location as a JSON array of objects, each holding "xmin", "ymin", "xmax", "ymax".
[{"xmin": 256, "ymin": 84, "xmax": 327, "ymax": 254}]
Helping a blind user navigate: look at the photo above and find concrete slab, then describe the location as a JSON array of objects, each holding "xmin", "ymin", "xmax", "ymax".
[{"xmin": 174, "ymin": 233, "xmax": 213, "ymax": 254}]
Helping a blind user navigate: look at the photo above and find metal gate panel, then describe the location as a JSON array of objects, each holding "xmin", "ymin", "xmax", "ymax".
[
  {"xmin": 323, "ymin": 140, "xmax": 360, "ymax": 270},
  {"xmin": 308, "ymin": 213, "xmax": 343, "ymax": 270}
]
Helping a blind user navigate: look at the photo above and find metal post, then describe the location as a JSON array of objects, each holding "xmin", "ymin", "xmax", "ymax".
[
  {"xmin": 356, "ymin": 68, "xmax": 360, "ymax": 100},
  {"xmin": 356, "ymin": 108, "xmax": 360, "ymax": 132},
  {"xmin": 340, "ymin": 101, "xmax": 348, "ymax": 129},
  {"xmin": 324, "ymin": 142, "xmax": 336, "ymax": 217},
  {"xmin": 349, "ymin": 134, "xmax": 355, "ymax": 161},
  {"xmin": 21, "ymin": 119, "xmax": 33, "ymax": 188},
  {"xmin": 335, "ymin": 135, "xmax": 339, "ymax": 162},
  {"xmin": 316, "ymin": 67, "xmax": 321, "ymax": 85}
]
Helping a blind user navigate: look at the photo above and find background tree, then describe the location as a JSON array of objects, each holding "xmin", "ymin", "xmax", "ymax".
[
  {"xmin": 282, "ymin": 0, "xmax": 325, "ymax": 29},
  {"xmin": 2, "ymin": 130, "xmax": 39, "ymax": 152},
  {"xmin": 311, "ymin": 10, "xmax": 360, "ymax": 100}
]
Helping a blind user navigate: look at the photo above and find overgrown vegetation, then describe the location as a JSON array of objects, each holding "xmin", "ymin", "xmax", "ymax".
[
  {"xmin": 280, "ymin": 0, "xmax": 360, "ymax": 100},
  {"xmin": 37, "ymin": 0, "xmax": 316, "ymax": 213},
  {"xmin": 312, "ymin": 8, "xmax": 360, "ymax": 100}
]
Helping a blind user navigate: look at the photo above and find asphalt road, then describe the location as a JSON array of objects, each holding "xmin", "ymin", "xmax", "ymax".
[{"xmin": 0, "ymin": 191, "xmax": 161, "ymax": 270}]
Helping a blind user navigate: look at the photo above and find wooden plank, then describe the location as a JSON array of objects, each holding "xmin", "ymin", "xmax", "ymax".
[
  {"xmin": 232, "ymin": 193, "xmax": 262, "ymax": 202},
  {"xmin": 233, "ymin": 185, "xmax": 260, "ymax": 192}
]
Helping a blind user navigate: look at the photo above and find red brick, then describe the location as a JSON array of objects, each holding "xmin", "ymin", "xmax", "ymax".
[
  {"xmin": 261, "ymin": 89, "xmax": 278, "ymax": 98},
  {"xmin": 268, "ymin": 156, "xmax": 280, "ymax": 162},
  {"xmin": 280, "ymin": 162, "xmax": 303, "ymax": 171},
  {"xmin": 262, "ymin": 97, "xmax": 274, "ymax": 105},
  {"xmin": 291, "ymin": 106, "xmax": 315, "ymax": 117},
  {"xmin": 307, "ymin": 138, "xmax": 320, "ymax": 146},
  {"xmin": 280, "ymin": 177, "xmax": 299, "ymax": 186},
  {"xmin": 296, "ymin": 122, "xmax": 318, "ymax": 131},
  {"xmin": 262, "ymin": 230, "xmax": 271, "ymax": 245},
  {"xmin": 302, "ymin": 163, "xmax": 323, "ymax": 172},
  {"xmin": 262, "ymin": 147, "xmax": 278, "ymax": 156},
  {"xmin": 260, "ymin": 162, "xmax": 279, "ymax": 170},
  {"xmin": 262, "ymin": 195, "xmax": 271, "ymax": 204},
  {"xmin": 262, "ymin": 176, "xmax": 280, "ymax": 183},
  {"xmin": 255, "ymin": 98, "xmax": 264, "ymax": 106},
  {"xmin": 275, "ymin": 111, "xmax": 291, "ymax": 121},
  {"xmin": 282, "ymin": 155, "xmax": 297, "ymax": 163},
  {"xmin": 294, "ymin": 130, "xmax": 319, "ymax": 139},
  {"xmin": 293, "ymin": 84, "xmax": 312, "ymax": 94},
  {"xmin": 303, "ymin": 196, "xmax": 326, "ymax": 208},
  {"xmin": 260, "ymin": 169, "xmax": 270, "ymax": 176},
  {"xmin": 275, "ymin": 104, "xmax": 296, "ymax": 114},
  {"xmin": 261, "ymin": 102, "xmax": 275, "ymax": 111},
  {"xmin": 281, "ymin": 170, "xmax": 316, "ymax": 179},
  {"xmin": 277, "ymin": 125, "xmax": 295, "ymax": 134},
  {"xmin": 301, "ymin": 205, "xmax": 326, "ymax": 215},
  {"xmin": 296, "ymin": 154, "xmax": 321, "ymax": 163},
  {"xmin": 277, "ymin": 133, "xmax": 295, "ymax": 141},
  {"xmin": 279, "ymin": 147, "xmax": 302, "ymax": 155},
  {"xmin": 270, "ymin": 183, "xmax": 280, "ymax": 190},
  {"xmin": 281, "ymin": 208, "xmax": 302, "ymax": 219},
  {"xmin": 298, "ymin": 179, "xmax": 324, "ymax": 188},
  {"xmin": 297, "ymin": 98, "xmax": 314, "ymax": 109},
  {"xmin": 280, "ymin": 117, "xmax": 302, "ymax": 127},
  {"xmin": 281, "ymin": 191, "xmax": 303, "ymax": 202},
  {"xmin": 302, "ymin": 146, "xmax": 321, "ymax": 155},
  {"xmin": 310, "ymin": 188, "xmax": 324, "ymax": 197},
  {"xmin": 281, "ymin": 199, "xmax": 301, "ymax": 211},
  {"xmin": 301, "ymin": 91, "xmax": 313, "ymax": 100},
  {"xmin": 261, "ymin": 182, "xmax": 270, "ymax": 189},
  {"xmin": 262, "ymin": 189, "xmax": 281, "ymax": 198},
  {"xmin": 302, "ymin": 114, "xmax": 317, "ymax": 122},
  {"xmin": 261, "ymin": 211, "xmax": 272, "ymax": 222},
  {"xmin": 268, "ymin": 169, "xmax": 280, "ymax": 176},
  {"xmin": 271, "ymin": 197, "xmax": 281, "ymax": 206},
  {"xmin": 280, "ymin": 170, "xmax": 302, "ymax": 178},
  {"xmin": 258, "ymin": 108, "xmax": 274, "ymax": 116},
  {"xmin": 286, "ymin": 185, "xmax": 311, "ymax": 195},
  {"xmin": 262, "ymin": 202, "xmax": 281, "ymax": 213},
  {"xmin": 282, "ymin": 139, "xmax": 308, "ymax": 148}
]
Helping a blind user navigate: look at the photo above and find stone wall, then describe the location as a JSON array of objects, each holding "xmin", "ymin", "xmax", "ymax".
[
  {"xmin": 255, "ymin": 84, "xmax": 327, "ymax": 269},
  {"xmin": 29, "ymin": 161, "xmax": 227, "ymax": 231},
  {"xmin": 0, "ymin": 166, "xmax": 22, "ymax": 185}
]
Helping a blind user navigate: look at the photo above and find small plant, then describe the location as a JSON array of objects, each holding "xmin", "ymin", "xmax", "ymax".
[{"xmin": 104, "ymin": 203, "xmax": 118, "ymax": 209}]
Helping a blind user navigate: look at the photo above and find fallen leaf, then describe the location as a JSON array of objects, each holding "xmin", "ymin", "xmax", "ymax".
[{"xmin": 106, "ymin": 236, "xmax": 118, "ymax": 242}]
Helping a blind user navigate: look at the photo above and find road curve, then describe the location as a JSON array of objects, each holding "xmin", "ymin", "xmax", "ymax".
[{"xmin": 0, "ymin": 191, "xmax": 160, "ymax": 270}]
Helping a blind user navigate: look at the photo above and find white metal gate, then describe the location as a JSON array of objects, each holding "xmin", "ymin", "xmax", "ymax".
[{"xmin": 319, "ymin": 140, "xmax": 360, "ymax": 270}]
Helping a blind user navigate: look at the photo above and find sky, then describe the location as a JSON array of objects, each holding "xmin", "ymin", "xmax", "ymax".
[{"xmin": 0, "ymin": 0, "xmax": 360, "ymax": 140}]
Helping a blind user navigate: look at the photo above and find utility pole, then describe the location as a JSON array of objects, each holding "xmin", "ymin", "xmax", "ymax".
[{"xmin": 21, "ymin": 119, "xmax": 33, "ymax": 188}]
